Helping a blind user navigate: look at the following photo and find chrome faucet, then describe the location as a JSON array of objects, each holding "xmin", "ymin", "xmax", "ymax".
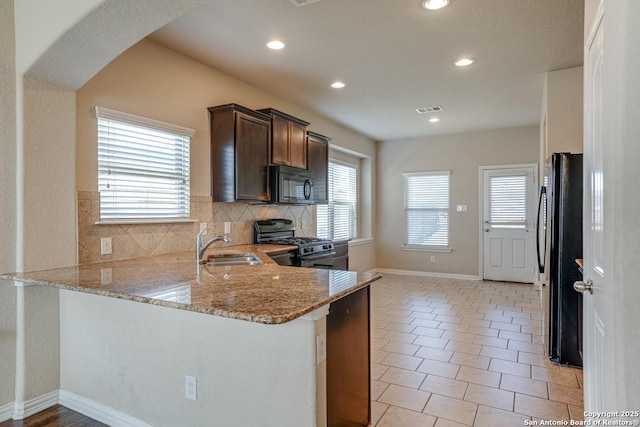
[{"xmin": 196, "ymin": 228, "xmax": 231, "ymax": 263}]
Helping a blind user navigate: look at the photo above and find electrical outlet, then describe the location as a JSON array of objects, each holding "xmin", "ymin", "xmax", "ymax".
[
  {"xmin": 456, "ymin": 204, "xmax": 468, "ymax": 212},
  {"xmin": 430, "ymin": 256, "xmax": 436, "ymax": 263},
  {"xmin": 100, "ymin": 268, "xmax": 112, "ymax": 285},
  {"xmin": 185, "ymin": 375, "xmax": 197, "ymax": 401},
  {"xmin": 100, "ymin": 237, "xmax": 112, "ymax": 255},
  {"xmin": 316, "ymin": 331, "xmax": 327, "ymax": 364},
  {"xmin": 224, "ymin": 222, "xmax": 231, "ymax": 233}
]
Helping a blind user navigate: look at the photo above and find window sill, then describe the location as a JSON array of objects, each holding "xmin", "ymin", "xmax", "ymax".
[
  {"xmin": 402, "ymin": 245, "xmax": 452, "ymax": 253},
  {"xmin": 349, "ymin": 237, "xmax": 374, "ymax": 247},
  {"xmin": 94, "ymin": 219, "xmax": 197, "ymax": 226}
]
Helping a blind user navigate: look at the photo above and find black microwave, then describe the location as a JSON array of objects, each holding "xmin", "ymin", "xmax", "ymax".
[{"xmin": 270, "ymin": 165, "xmax": 314, "ymax": 204}]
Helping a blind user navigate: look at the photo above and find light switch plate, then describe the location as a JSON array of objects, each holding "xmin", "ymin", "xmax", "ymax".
[
  {"xmin": 224, "ymin": 222, "xmax": 231, "ymax": 233},
  {"xmin": 100, "ymin": 237, "xmax": 112, "ymax": 255},
  {"xmin": 456, "ymin": 204, "xmax": 467, "ymax": 212},
  {"xmin": 100, "ymin": 268, "xmax": 112, "ymax": 285}
]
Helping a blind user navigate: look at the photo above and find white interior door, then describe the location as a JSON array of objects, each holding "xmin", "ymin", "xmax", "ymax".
[
  {"xmin": 581, "ymin": 5, "xmax": 607, "ymax": 411},
  {"xmin": 482, "ymin": 166, "xmax": 536, "ymax": 283}
]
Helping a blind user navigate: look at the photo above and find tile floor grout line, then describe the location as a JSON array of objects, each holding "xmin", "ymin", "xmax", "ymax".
[{"xmin": 371, "ymin": 274, "xmax": 583, "ymax": 426}]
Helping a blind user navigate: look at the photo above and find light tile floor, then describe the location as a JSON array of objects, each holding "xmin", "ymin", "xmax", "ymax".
[{"xmin": 369, "ymin": 274, "xmax": 583, "ymax": 427}]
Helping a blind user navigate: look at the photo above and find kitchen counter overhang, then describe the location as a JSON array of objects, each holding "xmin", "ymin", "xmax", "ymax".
[{"xmin": 1, "ymin": 244, "xmax": 382, "ymax": 324}]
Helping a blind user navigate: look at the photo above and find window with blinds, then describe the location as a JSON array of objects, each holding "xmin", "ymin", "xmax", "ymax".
[
  {"xmin": 488, "ymin": 174, "xmax": 528, "ymax": 229},
  {"xmin": 404, "ymin": 171, "xmax": 450, "ymax": 249},
  {"xmin": 95, "ymin": 107, "xmax": 194, "ymax": 221},
  {"xmin": 317, "ymin": 161, "xmax": 357, "ymax": 240}
]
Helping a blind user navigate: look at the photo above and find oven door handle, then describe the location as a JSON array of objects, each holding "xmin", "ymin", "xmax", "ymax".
[{"xmin": 302, "ymin": 251, "xmax": 336, "ymax": 261}]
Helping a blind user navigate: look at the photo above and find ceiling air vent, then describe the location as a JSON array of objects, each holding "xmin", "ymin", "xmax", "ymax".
[
  {"xmin": 415, "ymin": 105, "xmax": 444, "ymax": 114},
  {"xmin": 290, "ymin": 0, "xmax": 320, "ymax": 6}
]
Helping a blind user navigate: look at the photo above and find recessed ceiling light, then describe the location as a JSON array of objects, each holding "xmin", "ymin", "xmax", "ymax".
[
  {"xmin": 331, "ymin": 81, "xmax": 345, "ymax": 89},
  {"xmin": 266, "ymin": 40, "xmax": 285, "ymax": 50},
  {"xmin": 454, "ymin": 58, "xmax": 474, "ymax": 67},
  {"xmin": 422, "ymin": 0, "xmax": 450, "ymax": 10},
  {"xmin": 429, "ymin": 118, "xmax": 440, "ymax": 123}
]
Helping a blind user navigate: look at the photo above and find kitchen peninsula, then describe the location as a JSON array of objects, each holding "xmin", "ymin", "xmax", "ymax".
[{"xmin": 2, "ymin": 245, "xmax": 381, "ymax": 427}]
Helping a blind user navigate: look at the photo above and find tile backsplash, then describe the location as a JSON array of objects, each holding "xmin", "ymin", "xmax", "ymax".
[{"xmin": 77, "ymin": 192, "xmax": 314, "ymax": 264}]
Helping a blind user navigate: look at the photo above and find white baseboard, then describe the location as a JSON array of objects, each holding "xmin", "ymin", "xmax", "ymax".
[
  {"xmin": 370, "ymin": 268, "xmax": 482, "ymax": 281},
  {"xmin": 59, "ymin": 390, "xmax": 152, "ymax": 427},
  {"xmin": 0, "ymin": 401, "xmax": 13, "ymax": 423},
  {"xmin": 12, "ymin": 389, "xmax": 59, "ymax": 420}
]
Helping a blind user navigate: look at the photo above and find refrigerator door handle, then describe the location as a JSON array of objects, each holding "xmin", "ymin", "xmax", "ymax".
[
  {"xmin": 573, "ymin": 280, "xmax": 593, "ymax": 294},
  {"xmin": 536, "ymin": 186, "xmax": 547, "ymax": 274}
]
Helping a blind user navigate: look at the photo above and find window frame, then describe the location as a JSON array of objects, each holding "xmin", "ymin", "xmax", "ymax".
[
  {"xmin": 403, "ymin": 170, "xmax": 452, "ymax": 252},
  {"xmin": 317, "ymin": 159, "xmax": 358, "ymax": 241},
  {"xmin": 94, "ymin": 106, "xmax": 195, "ymax": 224}
]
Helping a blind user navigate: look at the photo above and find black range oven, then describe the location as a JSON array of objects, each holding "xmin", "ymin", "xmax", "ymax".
[{"xmin": 253, "ymin": 219, "xmax": 335, "ymax": 269}]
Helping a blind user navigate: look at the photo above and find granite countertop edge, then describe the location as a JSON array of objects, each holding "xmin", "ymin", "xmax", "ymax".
[{"xmin": 0, "ymin": 245, "xmax": 382, "ymax": 325}]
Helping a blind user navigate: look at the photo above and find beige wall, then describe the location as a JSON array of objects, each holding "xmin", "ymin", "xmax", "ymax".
[
  {"xmin": 543, "ymin": 66, "xmax": 584, "ymax": 158},
  {"xmin": 22, "ymin": 286, "xmax": 59, "ymax": 401},
  {"xmin": 76, "ymin": 38, "xmax": 377, "ymax": 270},
  {"xmin": 0, "ymin": 0, "xmax": 16, "ymax": 411},
  {"xmin": 22, "ymin": 78, "xmax": 77, "ymax": 271},
  {"xmin": 376, "ymin": 126, "xmax": 539, "ymax": 277},
  {"xmin": 76, "ymin": 38, "xmax": 375, "ymax": 195},
  {"xmin": 0, "ymin": 283, "xmax": 16, "ymax": 410},
  {"xmin": 60, "ymin": 290, "xmax": 325, "ymax": 426},
  {"xmin": 0, "ymin": 0, "xmax": 17, "ymax": 276},
  {"xmin": 13, "ymin": 0, "xmax": 104, "ymax": 76}
]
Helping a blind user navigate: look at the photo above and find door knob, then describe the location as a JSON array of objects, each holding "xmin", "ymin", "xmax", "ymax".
[{"xmin": 573, "ymin": 280, "xmax": 593, "ymax": 294}]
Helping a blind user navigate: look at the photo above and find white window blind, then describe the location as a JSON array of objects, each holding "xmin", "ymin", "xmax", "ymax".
[
  {"xmin": 404, "ymin": 171, "xmax": 450, "ymax": 249},
  {"xmin": 488, "ymin": 174, "xmax": 528, "ymax": 229},
  {"xmin": 95, "ymin": 107, "xmax": 194, "ymax": 221},
  {"xmin": 317, "ymin": 161, "xmax": 357, "ymax": 240}
]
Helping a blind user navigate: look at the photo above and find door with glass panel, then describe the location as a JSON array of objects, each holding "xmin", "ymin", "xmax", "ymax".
[{"xmin": 482, "ymin": 165, "xmax": 537, "ymax": 283}]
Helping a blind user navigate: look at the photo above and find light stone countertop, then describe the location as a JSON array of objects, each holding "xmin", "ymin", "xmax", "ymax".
[{"xmin": 0, "ymin": 244, "xmax": 382, "ymax": 324}]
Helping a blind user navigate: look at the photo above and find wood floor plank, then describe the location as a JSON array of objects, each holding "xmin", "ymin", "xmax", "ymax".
[{"xmin": 0, "ymin": 405, "xmax": 106, "ymax": 427}]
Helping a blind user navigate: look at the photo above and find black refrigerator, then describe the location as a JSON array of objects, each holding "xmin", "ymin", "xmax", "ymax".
[{"xmin": 537, "ymin": 153, "xmax": 583, "ymax": 367}]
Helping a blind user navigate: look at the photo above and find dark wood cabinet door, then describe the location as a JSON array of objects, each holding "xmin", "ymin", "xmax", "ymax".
[
  {"xmin": 326, "ymin": 286, "xmax": 370, "ymax": 427},
  {"xmin": 209, "ymin": 104, "xmax": 271, "ymax": 202},
  {"xmin": 258, "ymin": 108, "xmax": 310, "ymax": 168},
  {"xmin": 235, "ymin": 112, "xmax": 271, "ymax": 201},
  {"xmin": 307, "ymin": 132, "xmax": 330, "ymax": 204},
  {"xmin": 271, "ymin": 114, "xmax": 290, "ymax": 166},
  {"xmin": 289, "ymin": 121, "xmax": 308, "ymax": 169}
]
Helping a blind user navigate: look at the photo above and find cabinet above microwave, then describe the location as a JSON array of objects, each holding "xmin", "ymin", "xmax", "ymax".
[
  {"xmin": 258, "ymin": 108, "xmax": 310, "ymax": 169},
  {"xmin": 208, "ymin": 104, "xmax": 271, "ymax": 202}
]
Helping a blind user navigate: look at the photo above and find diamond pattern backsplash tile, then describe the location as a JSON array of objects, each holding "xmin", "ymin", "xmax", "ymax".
[{"xmin": 77, "ymin": 192, "xmax": 314, "ymax": 263}]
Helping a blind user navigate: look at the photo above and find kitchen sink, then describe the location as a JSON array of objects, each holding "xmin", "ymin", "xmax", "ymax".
[{"xmin": 204, "ymin": 253, "xmax": 262, "ymax": 266}]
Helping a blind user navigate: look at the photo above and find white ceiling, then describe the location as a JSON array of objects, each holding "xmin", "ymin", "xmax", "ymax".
[{"xmin": 150, "ymin": 0, "xmax": 584, "ymax": 141}]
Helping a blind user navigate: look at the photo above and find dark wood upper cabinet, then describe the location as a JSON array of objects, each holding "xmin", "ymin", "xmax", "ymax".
[
  {"xmin": 208, "ymin": 104, "xmax": 271, "ymax": 202},
  {"xmin": 258, "ymin": 108, "xmax": 310, "ymax": 169},
  {"xmin": 307, "ymin": 131, "xmax": 330, "ymax": 204}
]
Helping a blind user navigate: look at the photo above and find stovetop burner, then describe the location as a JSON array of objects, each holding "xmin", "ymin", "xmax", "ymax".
[
  {"xmin": 253, "ymin": 219, "xmax": 334, "ymax": 258},
  {"xmin": 270, "ymin": 237, "xmax": 327, "ymax": 245}
]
